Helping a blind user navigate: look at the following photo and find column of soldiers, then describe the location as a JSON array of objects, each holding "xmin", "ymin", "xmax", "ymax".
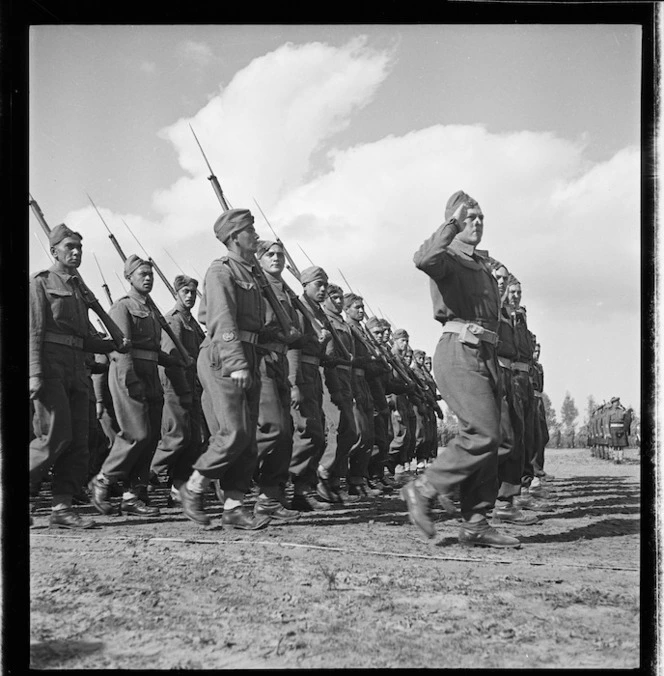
[
  {"xmin": 588, "ymin": 397, "xmax": 633, "ymax": 464},
  {"xmin": 29, "ymin": 210, "xmax": 446, "ymax": 531}
]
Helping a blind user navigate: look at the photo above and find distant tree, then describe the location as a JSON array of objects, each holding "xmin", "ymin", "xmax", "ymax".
[
  {"xmin": 585, "ymin": 394, "xmax": 597, "ymax": 423},
  {"xmin": 560, "ymin": 391, "xmax": 579, "ymax": 431}
]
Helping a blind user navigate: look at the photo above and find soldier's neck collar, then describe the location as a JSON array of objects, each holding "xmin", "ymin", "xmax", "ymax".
[
  {"xmin": 128, "ymin": 288, "xmax": 149, "ymax": 304},
  {"xmin": 450, "ymin": 238, "xmax": 476, "ymax": 257},
  {"xmin": 227, "ymin": 250, "xmax": 254, "ymax": 270},
  {"xmin": 50, "ymin": 263, "xmax": 77, "ymax": 281}
]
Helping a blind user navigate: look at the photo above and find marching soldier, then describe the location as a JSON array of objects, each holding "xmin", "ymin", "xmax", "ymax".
[
  {"xmin": 176, "ymin": 209, "xmax": 271, "ymax": 529},
  {"xmin": 388, "ymin": 328, "xmax": 416, "ymax": 477},
  {"xmin": 342, "ymin": 294, "xmax": 381, "ymax": 498},
  {"xmin": 489, "ymin": 262, "xmax": 541, "ymax": 523},
  {"xmin": 30, "ymin": 224, "xmax": 127, "ymax": 528},
  {"xmin": 149, "ymin": 275, "xmax": 206, "ymax": 507},
  {"xmin": 88, "ymin": 255, "xmax": 182, "ymax": 518},
  {"xmin": 317, "ymin": 283, "xmax": 360, "ymax": 505},
  {"xmin": 403, "ymin": 190, "xmax": 520, "ymax": 548},
  {"xmin": 252, "ymin": 240, "xmax": 302, "ymax": 522},
  {"xmin": 365, "ymin": 317, "xmax": 403, "ymax": 492},
  {"xmin": 288, "ymin": 266, "xmax": 334, "ymax": 511}
]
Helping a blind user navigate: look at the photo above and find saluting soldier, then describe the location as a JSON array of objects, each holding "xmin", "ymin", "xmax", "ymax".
[
  {"xmin": 177, "ymin": 209, "xmax": 270, "ymax": 530},
  {"xmin": 404, "ymin": 190, "xmax": 520, "ymax": 548},
  {"xmin": 88, "ymin": 255, "xmax": 181, "ymax": 518},
  {"xmin": 252, "ymin": 240, "xmax": 302, "ymax": 522},
  {"xmin": 288, "ymin": 265, "xmax": 334, "ymax": 511},
  {"xmin": 317, "ymin": 283, "xmax": 360, "ymax": 505},
  {"xmin": 149, "ymin": 275, "xmax": 206, "ymax": 507},
  {"xmin": 30, "ymin": 224, "xmax": 127, "ymax": 528}
]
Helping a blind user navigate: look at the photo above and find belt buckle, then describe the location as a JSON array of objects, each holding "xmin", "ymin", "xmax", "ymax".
[{"xmin": 468, "ymin": 323, "xmax": 483, "ymax": 336}]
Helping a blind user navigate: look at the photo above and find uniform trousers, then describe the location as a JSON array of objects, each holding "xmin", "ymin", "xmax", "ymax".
[
  {"xmin": 518, "ymin": 375, "xmax": 536, "ymax": 487},
  {"xmin": 496, "ymin": 367, "xmax": 521, "ymax": 500},
  {"xmin": 29, "ymin": 343, "xmax": 90, "ymax": 500},
  {"xmin": 368, "ymin": 409, "xmax": 392, "ymax": 479},
  {"xmin": 532, "ymin": 396, "xmax": 549, "ymax": 475},
  {"xmin": 387, "ymin": 394, "xmax": 412, "ymax": 471},
  {"xmin": 255, "ymin": 352, "xmax": 293, "ymax": 491},
  {"xmin": 289, "ymin": 363, "xmax": 325, "ymax": 489},
  {"xmin": 101, "ymin": 358, "xmax": 163, "ymax": 492},
  {"xmin": 424, "ymin": 334, "xmax": 502, "ymax": 517},
  {"xmin": 319, "ymin": 369, "xmax": 357, "ymax": 484},
  {"xmin": 348, "ymin": 378, "xmax": 375, "ymax": 485},
  {"xmin": 194, "ymin": 341, "xmax": 261, "ymax": 493},
  {"xmin": 414, "ymin": 405, "xmax": 428, "ymax": 462},
  {"xmin": 150, "ymin": 380, "xmax": 203, "ymax": 485}
]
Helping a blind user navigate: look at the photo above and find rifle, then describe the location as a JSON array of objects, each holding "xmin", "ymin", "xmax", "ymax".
[
  {"xmin": 28, "ymin": 194, "xmax": 127, "ymax": 351},
  {"xmin": 288, "ymin": 244, "xmax": 353, "ymax": 362},
  {"xmin": 93, "ymin": 252, "xmax": 113, "ymax": 305},
  {"xmin": 163, "ymin": 249, "xmax": 203, "ymax": 300},
  {"xmin": 121, "ymin": 221, "xmax": 206, "ymax": 343},
  {"xmin": 189, "ymin": 125, "xmax": 299, "ymax": 343},
  {"xmin": 251, "ymin": 200, "xmax": 338, "ymax": 346},
  {"xmin": 253, "ymin": 198, "xmax": 301, "ymax": 280},
  {"xmin": 86, "ymin": 193, "xmax": 195, "ymax": 368},
  {"xmin": 122, "ymin": 218, "xmax": 177, "ymax": 298}
]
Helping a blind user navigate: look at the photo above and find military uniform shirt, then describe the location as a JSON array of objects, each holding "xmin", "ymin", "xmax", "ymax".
[
  {"xmin": 413, "ymin": 219, "xmax": 500, "ymax": 331},
  {"xmin": 29, "ymin": 266, "xmax": 109, "ymax": 378},
  {"xmin": 198, "ymin": 251, "xmax": 265, "ymax": 376}
]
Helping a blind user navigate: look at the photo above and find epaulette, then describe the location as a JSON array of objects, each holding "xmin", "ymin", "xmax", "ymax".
[{"xmin": 31, "ymin": 269, "xmax": 50, "ymax": 279}]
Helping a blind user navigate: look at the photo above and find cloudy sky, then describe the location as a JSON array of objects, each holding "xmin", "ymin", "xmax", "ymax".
[{"xmin": 28, "ymin": 24, "xmax": 643, "ymax": 419}]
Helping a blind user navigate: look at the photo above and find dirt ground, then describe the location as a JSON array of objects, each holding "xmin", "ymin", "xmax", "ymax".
[{"xmin": 28, "ymin": 447, "xmax": 644, "ymax": 669}]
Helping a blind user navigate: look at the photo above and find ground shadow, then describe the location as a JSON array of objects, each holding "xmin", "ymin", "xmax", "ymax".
[{"xmin": 30, "ymin": 640, "xmax": 105, "ymax": 668}]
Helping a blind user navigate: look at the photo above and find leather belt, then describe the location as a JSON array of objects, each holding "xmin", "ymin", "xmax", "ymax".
[
  {"xmin": 43, "ymin": 331, "xmax": 84, "ymax": 350},
  {"xmin": 610, "ymin": 423, "xmax": 625, "ymax": 428},
  {"xmin": 353, "ymin": 368, "xmax": 365, "ymax": 376},
  {"xmin": 132, "ymin": 348, "xmax": 158, "ymax": 362},
  {"xmin": 238, "ymin": 330, "xmax": 259, "ymax": 345},
  {"xmin": 300, "ymin": 355, "xmax": 320, "ymax": 366},
  {"xmin": 497, "ymin": 356, "xmax": 513, "ymax": 369},
  {"xmin": 262, "ymin": 341, "xmax": 288, "ymax": 355},
  {"xmin": 336, "ymin": 364, "xmax": 352, "ymax": 372},
  {"xmin": 441, "ymin": 320, "xmax": 498, "ymax": 345},
  {"xmin": 512, "ymin": 361, "xmax": 530, "ymax": 373}
]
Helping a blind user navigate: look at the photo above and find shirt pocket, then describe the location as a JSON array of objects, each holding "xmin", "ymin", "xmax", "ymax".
[
  {"xmin": 127, "ymin": 306, "xmax": 152, "ymax": 340},
  {"xmin": 45, "ymin": 287, "xmax": 75, "ymax": 323}
]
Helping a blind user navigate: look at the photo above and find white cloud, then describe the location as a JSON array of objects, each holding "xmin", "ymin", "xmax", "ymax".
[{"xmin": 47, "ymin": 38, "xmax": 640, "ymax": 414}]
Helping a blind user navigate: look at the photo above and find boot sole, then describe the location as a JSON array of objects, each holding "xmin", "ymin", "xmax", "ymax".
[{"xmin": 459, "ymin": 539, "xmax": 522, "ymax": 549}]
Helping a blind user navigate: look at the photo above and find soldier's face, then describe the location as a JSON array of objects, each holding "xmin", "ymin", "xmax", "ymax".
[
  {"xmin": 395, "ymin": 337, "xmax": 409, "ymax": 351},
  {"xmin": 507, "ymin": 284, "xmax": 522, "ymax": 308},
  {"xmin": 260, "ymin": 246, "xmax": 286, "ymax": 276},
  {"xmin": 415, "ymin": 353, "xmax": 425, "ymax": 366},
  {"xmin": 304, "ymin": 279, "xmax": 327, "ymax": 303},
  {"xmin": 493, "ymin": 266, "xmax": 509, "ymax": 295},
  {"xmin": 369, "ymin": 326, "xmax": 384, "ymax": 343},
  {"xmin": 178, "ymin": 283, "xmax": 197, "ymax": 309},
  {"xmin": 52, "ymin": 236, "xmax": 83, "ymax": 269},
  {"xmin": 424, "ymin": 357, "xmax": 432, "ymax": 371},
  {"xmin": 456, "ymin": 207, "xmax": 484, "ymax": 246},
  {"xmin": 325, "ymin": 291, "xmax": 344, "ymax": 313},
  {"xmin": 405, "ymin": 349, "xmax": 413, "ymax": 364},
  {"xmin": 534, "ymin": 346, "xmax": 540, "ymax": 360},
  {"xmin": 346, "ymin": 300, "xmax": 365, "ymax": 321},
  {"xmin": 235, "ymin": 225, "xmax": 259, "ymax": 254},
  {"xmin": 129, "ymin": 265, "xmax": 154, "ymax": 295}
]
